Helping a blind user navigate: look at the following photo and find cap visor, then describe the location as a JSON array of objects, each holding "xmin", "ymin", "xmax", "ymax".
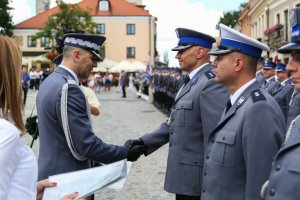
[
  {"xmin": 91, "ymin": 50, "xmax": 103, "ymax": 62},
  {"xmin": 208, "ymin": 48, "xmax": 234, "ymax": 56},
  {"xmin": 171, "ymin": 44, "xmax": 192, "ymax": 51},
  {"xmin": 278, "ymin": 42, "xmax": 300, "ymax": 54}
]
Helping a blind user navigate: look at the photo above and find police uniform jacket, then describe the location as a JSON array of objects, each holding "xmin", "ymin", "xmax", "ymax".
[
  {"xmin": 141, "ymin": 63, "xmax": 229, "ymax": 196},
  {"xmin": 201, "ymin": 81, "xmax": 285, "ymax": 200},
  {"xmin": 271, "ymin": 79, "xmax": 294, "ymax": 121},
  {"xmin": 265, "ymin": 114, "xmax": 300, "ymax": 200},
  {"xmin": 37, "ymin": 67, "xmax": 127, "ymax": 180},
  {"xmin": 256, "ymin": 70, "xmax": 265, "ymax": 86}
]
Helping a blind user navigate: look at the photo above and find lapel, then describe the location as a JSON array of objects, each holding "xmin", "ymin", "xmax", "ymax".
[
  {"xmin": 211, "ymin": 81, "xmax": 261, "ymax": 135},
  {"xmin": 174, "ymin": 63, "xmax": 212, "ymax": 103},
  {"xmin": 278, "ymin": 115, "xmax": 300, "ymax": 154},
  {"xmin": 272, "ymin": 83, "xmax": 282, "ymax": 95}
]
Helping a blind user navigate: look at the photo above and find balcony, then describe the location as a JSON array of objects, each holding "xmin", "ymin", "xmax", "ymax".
[{"xmin": 264, "ymin": 24, "xmax": 288, "ymax": 50}]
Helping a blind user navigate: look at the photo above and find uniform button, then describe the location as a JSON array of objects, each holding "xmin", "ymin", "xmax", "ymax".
[
  {"xmin": 212, "ymin": 138, "xmax": 215, "ymax": 143},
  {"xmin": 202, "ymin": 188, "xmax": 206, "ymax": 193},
  {"xmin": 181, "ymin": 105, "xmax": 183, "ymax": 108},
  {"xmin": 170, "ymin": 132, "xmax": 173, "ymax": 135},
  {"xmin": 171, "ymin": 118, "xmax": 174, "ymax": 121},
  {"xmin": 193, "ymin": 160, "xmax": 197, "ymax": 164},
  {"xmin": 222, "ymin": 136, "xmax": 225, "ymax": 140},
  {"xmin": 206, "ymin": 154, "xmax": 210, "ymax": 159},
  {"xmin": 204, "ymin": 171, "xmax": 207, "ymax": 176},
  {"xmin": 275, "ymin": 164, "xmax": 281, "ymax": 171},
  {"xmin": 270, "ymin": 188, "xmax": 276, "ymax": 196},
  {"xmin": 170, "ymin": 143, "xmax": 172, "ymax": 147}
]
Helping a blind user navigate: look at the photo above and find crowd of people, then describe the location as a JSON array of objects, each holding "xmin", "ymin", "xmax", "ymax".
[{"xmin": 1, "ymin": 6, "xmax": 300, "ymax": 200}]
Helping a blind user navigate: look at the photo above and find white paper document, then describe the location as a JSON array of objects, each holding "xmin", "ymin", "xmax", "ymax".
[{"xmin": 43, "ymin": 159, "xmax": 131, "ymax": 200}]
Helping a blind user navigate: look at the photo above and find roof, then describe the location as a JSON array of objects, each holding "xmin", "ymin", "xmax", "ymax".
[{"xmin": 16, "ymin": 0, "xmax": 151, "ymax": 29}]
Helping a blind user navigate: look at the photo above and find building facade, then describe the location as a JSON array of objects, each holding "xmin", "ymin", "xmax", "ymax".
[
  {"xmin": 14, "ymin": 0, "xmax": 157, "ymax": 69},
  {"xmin": 247, "ymin": 0, "xmax": 300, "ymax": 62}
]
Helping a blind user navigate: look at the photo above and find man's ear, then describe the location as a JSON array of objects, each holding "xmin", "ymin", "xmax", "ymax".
[
  {"xmin": 234, "ymin": 56, "xmax": 244, "ymax": 72},
  {"xmin": 195, "ymin": 47, "xmax": 206, "ymax": 59},
  {"xmin": 72, "ymin": 49, "xmax": 81, "ymax": 63}
]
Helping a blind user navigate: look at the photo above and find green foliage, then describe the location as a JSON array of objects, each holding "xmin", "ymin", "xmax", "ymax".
[
  {"xmin": 216, "ymin": 2, "xmax": 248, "ymax": 29},
  {"xmin": 35, "ymin": 0, "xmax": 96, "ymax": 42},
  {"xmin": 0, "ymin": 0, "xmax": 14, "ymax": 36}
]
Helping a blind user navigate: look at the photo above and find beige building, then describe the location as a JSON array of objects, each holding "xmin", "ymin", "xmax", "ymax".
[
  {"xmin": 14, "ymin": 0, "xmax": 157, "ymax": 69},
  {"xmin": 247, "ymin": 0, "xmax": 300, "ymax": 62}
]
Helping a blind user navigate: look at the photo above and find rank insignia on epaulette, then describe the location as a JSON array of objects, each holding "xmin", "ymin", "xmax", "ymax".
[
  {"xmin": 251, "ymin": 89, "xmax": 266, "ymax": 102},
  {"xmin": 237, "ymin": 96, "xmax": 246, "ymax": 106},
  {"xmin": 190, "ymin": 76, "xmax": 199, "ymax": 85},
  {"xmin": 205, "ymin": 71, "xmax": 215, "ymax": 79}
]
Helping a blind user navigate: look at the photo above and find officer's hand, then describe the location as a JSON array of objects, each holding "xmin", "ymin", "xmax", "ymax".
[
  {"xmin": 124, "ymin": 138, "xmax": 144, "ymax": 149},
  {"xmin": 126, "ymin": 145, "xmax": 147, "ymax": 162},
  {"xmin": 260, "ymin": 180, "xmax": 269, "ymax": 199}
]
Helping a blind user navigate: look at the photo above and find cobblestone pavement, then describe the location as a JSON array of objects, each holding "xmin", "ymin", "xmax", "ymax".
[{"xmin": 22, "ymin": 87, "xmax": 173, "ymax": 200}]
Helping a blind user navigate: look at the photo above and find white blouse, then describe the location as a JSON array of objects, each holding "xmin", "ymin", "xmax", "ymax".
[{"xmin": 0, "ymin": 118, "xmax": 37, "ymax": 200}]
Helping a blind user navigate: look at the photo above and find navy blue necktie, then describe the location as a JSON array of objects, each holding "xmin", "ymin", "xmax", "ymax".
[
  {"xmin": 183, "ymin": 75, "xmax": 190, "ymax": 85},
  {"xmin": 225, "ymin": 100, "xmax": 232, "ymax": 113}
]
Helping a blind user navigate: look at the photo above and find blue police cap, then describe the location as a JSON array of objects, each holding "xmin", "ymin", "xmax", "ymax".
[
  {"xmin": 209, "ymin": 24, "xmax": 270, "ymax": 59},
  {"xmin": 172, "ymin": 28, "xmax": 216, "ymax": 51},
  {"xmin": 278, "ymin": 7, "xmax": 300, "ymax": 53},
  {"xmin": 174, "ymin": 67, "xmax": 182, "ymax": 73},
  {"xmin": 258, "ymin": 57, "xmax": 265, "ymax": 65},
  {"xmin": 276, "ymin": 62, "xmax": 287, "ymax": 72},
  {"xmin": 263, "ymin": 60, "xmax": 276, "ymax": 69},
  {"xmin": 63, "ymin": 33, "xmax": 106, "ymax": 61}
]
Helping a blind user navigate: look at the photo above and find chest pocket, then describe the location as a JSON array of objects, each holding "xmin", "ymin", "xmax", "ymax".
[
  {"xmin": 211, "ymin": 130, "xmax": 237, "ymax": 167},
  {"xmin": 174, "ymin": 99, "xmax": 193, "ymax": 127},
  {"xmin": 288, "ymin": 156, "xmax": 300, "ymax": 174}
]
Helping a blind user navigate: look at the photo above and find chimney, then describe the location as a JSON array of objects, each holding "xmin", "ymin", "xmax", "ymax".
[
  {"xmin": 36, "ymin": 0, "xmax": 50, "ymax": 15},
  {"xmin": 126, "ymin": 0, "xmax": 143, "ymax": 6}
]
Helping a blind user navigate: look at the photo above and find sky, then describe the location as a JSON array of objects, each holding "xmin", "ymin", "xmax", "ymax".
[{"xmin": 10, "ymin": 0, "xmax": 246, "ymax": 66}]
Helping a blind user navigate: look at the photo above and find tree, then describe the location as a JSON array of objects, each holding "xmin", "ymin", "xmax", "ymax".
[
  {"xmin": 216, "ymin": 3, "xmax": 247, "ymax": 29},
  {"xmin": 35, "ymin": 0, "xmax": 99, "ymax": 59},
  {"xmin": 0, "ymin": 0, "xmax": 14, "ymax": 36}
]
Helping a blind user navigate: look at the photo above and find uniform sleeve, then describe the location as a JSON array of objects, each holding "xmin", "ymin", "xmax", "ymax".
[
  {"xmin": 242, "ymin": 101, "xmax": 285, "ymax": 200},
  {"xmin": 0, "ymin": 127, "xmax": 21, "ymax": 198},
  {"xmin": 56, "ymin": 84, "xmax": 127, "ymax": 164},
  {"xmin": 141, "ymin": 122, "xmax": 170, "ymax": 155}
]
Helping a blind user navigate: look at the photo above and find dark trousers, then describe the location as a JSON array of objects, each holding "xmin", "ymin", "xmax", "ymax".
[
  {"xmin": 122, "ymin": 86, "xmax": 126, "ymax": 97},
  {"xmin": 176, "ymin": 194, "xmax": 200, "ymax": 200},
  {"xmin": 23, "ymin": 87, "xmax": 28, "ymax": 105}
]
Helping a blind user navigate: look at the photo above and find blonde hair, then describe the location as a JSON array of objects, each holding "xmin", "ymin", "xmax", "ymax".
[{"xmin": 0, "ymin": 35, "xmax": 25, "ymax": 132}]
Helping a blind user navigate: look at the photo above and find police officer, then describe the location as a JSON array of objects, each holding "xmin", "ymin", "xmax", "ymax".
[
  {"xmin": 262, "ymin": 60, "xmax": 277, "ymax": 92},
  {"xmin": 125, "ymin": 28, "xmax": 229, "ymax": 200},
  {"xmin": 37, "ymin": 33, "xmax": 142, "ymax": 181},
  {"xmin": 271, "ymin": 63, "xmax": 294, "ymax": 121},
  {"xmin": 201, "ymin": 24, "xmax": 286, "ymax": 200},
  {"xmin": 256, "ymin": 57, "xmax": 266, "ymax": 85},
  {"xmin": 262, "ymin": 7, "xmax": 300, "ymax": 200}
]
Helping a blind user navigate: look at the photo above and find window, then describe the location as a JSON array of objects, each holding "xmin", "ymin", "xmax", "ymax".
[
  {"xmin": 276, "ymin": 13, "xmax": 280, "ymax": 24},
  {"xmin": 99, "ymin": 0, "xmax": 109, "ymax": 11},
  {"xmin": 40, "ymin": 37, "xmax": 50, "ymax": 47},
  {"xmin": 284, "ymin": 10, "xmax": 288, "ymax": 41},
  {"xmin": 96, "ymin": 24, "xmax": 105, "ymax": 34},
  {"xmin": 127, "ymin": 47, "xmax": 135, "ymax": 58},
  {"xmin": 126, "ymin": 24, "xmax": 135, "ymax": 35},
  {"xmin": 27, "ymin": 36, "xmax": 36, "ymax": 47}
]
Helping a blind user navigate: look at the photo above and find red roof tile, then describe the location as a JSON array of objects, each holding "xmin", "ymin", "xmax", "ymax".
[{"xmin": 16, "ymin": 0, "xmax": 151, "ymax": 29}]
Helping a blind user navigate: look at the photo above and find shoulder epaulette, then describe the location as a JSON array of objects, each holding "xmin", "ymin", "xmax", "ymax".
[
  {"xmin": 251, "ymin": 89, "xmax": 266, "ymax": 102},
  {"xmin": 205, "ymin": 71, "xmax": 215, "ymax": 79}
]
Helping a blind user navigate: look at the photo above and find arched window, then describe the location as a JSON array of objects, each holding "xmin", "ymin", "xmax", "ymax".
[{"xmin": 99, "ymin": 0, "xmax": 109, "ymax": 11}]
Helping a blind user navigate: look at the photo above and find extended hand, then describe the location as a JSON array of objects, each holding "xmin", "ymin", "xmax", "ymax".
[
  {"xmin": 127, "ymin": 144, "xmax": 147, "ymax": 162},
  {"xmin": 124, "ymin": 138, "xmax": 144, "ymax": 149}
]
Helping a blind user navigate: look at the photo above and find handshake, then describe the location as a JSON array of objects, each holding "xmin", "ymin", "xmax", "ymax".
[{"xmin": 124, "ymin": 138, "xmax": 147, "ymax": 162}]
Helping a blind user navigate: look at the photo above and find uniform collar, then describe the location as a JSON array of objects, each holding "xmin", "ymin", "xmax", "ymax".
[
  {"xmin": 230, "ymin": 78, "xmax": 256, "ymax": 105},
  {"xmin": 188, "ymin": 62, "xmax": 210, "ymax": 80},
  {"xmin": 58, "ymin": 65, "xmax": 79, "ymax": 85}
]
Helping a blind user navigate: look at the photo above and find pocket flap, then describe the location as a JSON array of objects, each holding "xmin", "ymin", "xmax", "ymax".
[
  {"xmin": 179, "ymin": 151, "xmax": 203, "ymax": 166},
  {"xmin": 288, "ymin": 156, "xmax": 300, "ymax": 173},
  {"xmin": 176, "ymin": 100, "xmax": 193, "ymax": 110},
  {"xmin": 216, "ymin": 130, "xmax": 237, "ymax": 145}
]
